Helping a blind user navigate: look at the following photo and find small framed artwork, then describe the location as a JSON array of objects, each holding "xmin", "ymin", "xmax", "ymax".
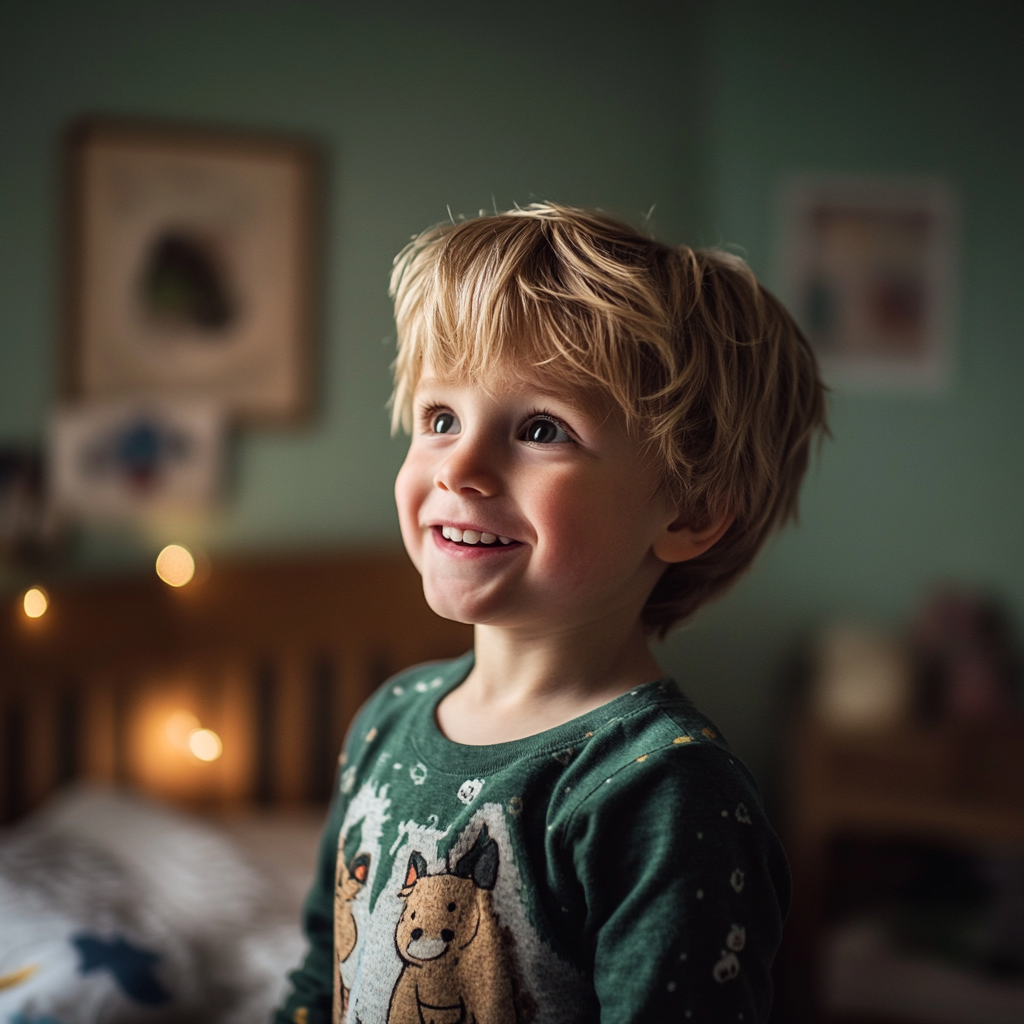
[
  {"xmin": 63, "ymin": 118, "xmax": 321, "ymax": 424},
  {"xmin": 50, "ymin": 399, "xmax": 225, "ymax": 521},
  {"xmin": 779, "ymin": 176, "xmax": 956, "ymax": 392}
]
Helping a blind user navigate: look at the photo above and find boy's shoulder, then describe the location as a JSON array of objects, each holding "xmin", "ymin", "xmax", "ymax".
[{"xmin": 543, "ymin": 678, "xmax": 765, "ymax": 826}]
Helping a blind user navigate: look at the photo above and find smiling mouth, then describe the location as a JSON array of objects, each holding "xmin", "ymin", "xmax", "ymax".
[{"xmin": 440, "ymin": 526, "xmax": 515, "ymax": 547}]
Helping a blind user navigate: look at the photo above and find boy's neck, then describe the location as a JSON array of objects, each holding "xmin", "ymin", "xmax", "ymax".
[{"xmin": 435, "ymin": 617, "xmax": 664, "ymax": 745}]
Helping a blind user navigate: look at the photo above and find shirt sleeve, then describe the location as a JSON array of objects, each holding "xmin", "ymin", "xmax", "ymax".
[
  {"xmin": 272, "ymin": 796, "xmax": 341, "ymax": 1024},
  {"xmin": 566, "ymin": 741, "xmax": 790, "ymax": 1024}
]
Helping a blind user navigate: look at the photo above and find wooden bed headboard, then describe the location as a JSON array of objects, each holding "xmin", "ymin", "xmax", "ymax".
[{"xmin": 0, "ymin": 549, "xmax": 472, "ymax": 823}]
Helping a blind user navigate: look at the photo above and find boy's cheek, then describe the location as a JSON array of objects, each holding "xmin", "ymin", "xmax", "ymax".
[{"xmin": 394, "ymin": 462, "xmax": 426, "ymax": 568}]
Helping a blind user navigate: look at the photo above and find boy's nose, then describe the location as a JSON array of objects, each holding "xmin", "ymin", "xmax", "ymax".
[{"xmin": 433, "ymin": 436, "xmax": 501, "ymax": 497}]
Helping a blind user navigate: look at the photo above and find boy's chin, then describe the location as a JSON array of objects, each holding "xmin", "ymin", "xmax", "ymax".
[
  {"xmin": 420, "ymin": 578, "xmax": 516, "ymax": 628},
  {"xmin": 421, "ymin": 587, "xmax": 486, "ymax": 626}
]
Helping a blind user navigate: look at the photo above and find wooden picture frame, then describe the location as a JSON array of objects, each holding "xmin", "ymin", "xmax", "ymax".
[{"xmin": 63, "ymin": 118, "xmax": 321, "ymax": 424}]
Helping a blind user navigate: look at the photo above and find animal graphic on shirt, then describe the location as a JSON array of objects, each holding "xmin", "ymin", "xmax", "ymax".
[
  {"xmin": 387, "ymin": 826, "xmax": 526, "ymax": 1024},
  {"xmin": 334, "ymin": 846, "xmax": 371, "ymax": 1024}
]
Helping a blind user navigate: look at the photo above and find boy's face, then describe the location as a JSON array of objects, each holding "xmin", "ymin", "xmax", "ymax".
[{"xmin": 395, "ymin": 366, "xmax": 678, "ymax": 634}]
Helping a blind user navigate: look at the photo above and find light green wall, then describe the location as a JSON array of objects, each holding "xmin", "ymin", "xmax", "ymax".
[
  {"xmin": 0, "ymin": 0, "xmax": 710, "ymax": 566},
  {"xmin": 1, "ymin": 1, "xmax": 1021, "ymax": 780},
  {"xmin": 658, "ymin": 1, "xmax": 1024, "ymax": 780}
]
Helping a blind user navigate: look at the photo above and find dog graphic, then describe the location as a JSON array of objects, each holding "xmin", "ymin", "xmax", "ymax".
[
  {"xmin": 334, "ymin": 848, "xmax": 371, "ymax": 1024},
  {"xmin": 387, "ymin": 826, "xmax": 527, "ymax": 1024}
]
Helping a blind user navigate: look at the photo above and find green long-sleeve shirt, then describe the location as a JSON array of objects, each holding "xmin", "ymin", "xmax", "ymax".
[{"xmin": 274, "ymin": 653, "xmax": 789, "ymax": 1024}]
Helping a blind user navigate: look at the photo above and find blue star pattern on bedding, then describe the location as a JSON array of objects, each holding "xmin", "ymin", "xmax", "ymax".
[
  {"xmin": 72, "ymin": 935, "xmax": 170, "ymax": 1006},
  {"xmin": 0, "ymin": 786, "xmax": 309, "ymax": 1024}
]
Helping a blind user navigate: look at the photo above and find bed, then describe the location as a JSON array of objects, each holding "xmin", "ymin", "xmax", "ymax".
[{"xmin": 0, "ymin": 548, "xmax": 472, "ymax": 1023}]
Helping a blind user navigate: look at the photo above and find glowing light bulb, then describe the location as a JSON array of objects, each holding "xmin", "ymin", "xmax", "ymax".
[
  {"xmin": 22, "ymin": 587, "xmax": 48, "ymax": 619},
  {"xmin": 156, "ymin": 544, "xmax": 195, "ymax": 587},
  {"xmin": 188, "ymin": 728, "xmax": 223, "ymax": 762}
]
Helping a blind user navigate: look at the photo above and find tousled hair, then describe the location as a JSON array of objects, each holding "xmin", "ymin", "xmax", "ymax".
[{"xmin": 389, "ymin": 203, "xmax": 827, "ymax": 636}]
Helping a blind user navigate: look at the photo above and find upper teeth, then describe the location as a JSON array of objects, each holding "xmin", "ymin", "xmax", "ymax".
[{"xmin": 442, "ymin": 526, "xmax": 512, "ymax": 545}]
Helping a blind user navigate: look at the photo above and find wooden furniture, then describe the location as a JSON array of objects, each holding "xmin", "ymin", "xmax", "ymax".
[
  {"xmin": 0, "ymin": 549, "xmax": 472, "ymax": 822},
  {"xmin": 785, "ymin": 717, "xmax": 1024, "ymax": 1023}
]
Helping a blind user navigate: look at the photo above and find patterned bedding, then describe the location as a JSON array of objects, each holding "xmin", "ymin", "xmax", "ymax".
[{"xmin": 0, "ymin": 786, "xmax": 320, "ymax": 1024}]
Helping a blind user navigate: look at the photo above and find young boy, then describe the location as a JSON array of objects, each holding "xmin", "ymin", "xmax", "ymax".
[{"xmin": 275, "ymin": 204, "xmax": 826, "ymax": 1024}]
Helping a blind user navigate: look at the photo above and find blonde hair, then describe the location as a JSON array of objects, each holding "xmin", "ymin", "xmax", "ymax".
[{"xmin": 389, "ymin": 203, "xmax": 827, "ymax": 635}]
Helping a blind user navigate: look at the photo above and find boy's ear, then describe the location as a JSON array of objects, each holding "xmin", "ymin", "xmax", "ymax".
[{"xmin": 652, "ymin": 511, "xmax": 734, "ymax": 564}]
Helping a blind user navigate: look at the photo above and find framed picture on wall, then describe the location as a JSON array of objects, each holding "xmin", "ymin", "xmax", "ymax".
[
  {"xmin": 779, "ymin": 176, "xmax": 956, "ymax": 392},
  {"xmin": 63, "ymin": 118, "xmax": 321, "ymax": 424},
  {"xmin": 50, "ymin": 399, "xmax": 225, "ymax": 522}
]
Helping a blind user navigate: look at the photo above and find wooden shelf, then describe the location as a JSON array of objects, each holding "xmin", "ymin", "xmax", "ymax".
[
  {"xmin": 782, "ymin": 716, "xmax": 1024, "ymax": 1023},
  {"xmin": 790, "ymin": 718, "xmax": 1024, "ymax": 850}
]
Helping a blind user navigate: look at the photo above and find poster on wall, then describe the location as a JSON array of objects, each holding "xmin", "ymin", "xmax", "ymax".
[
  {"xmin": 63, "ymin": 118, "xmax": 321, "ymax": 424},
  {"xmin": 779, "ymin": 176, "xmax": 956, "ymax": 392},
  {"xmin": 49, "ymin": 400, "xmax": 225, "ymax": 522}
]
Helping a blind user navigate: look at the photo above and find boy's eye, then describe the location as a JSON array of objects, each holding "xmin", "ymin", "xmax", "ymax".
[
  {"xmin": 522, "ymin": 417, "xmax": 570, "ymax": 445},
  {"xmin": 431, "ymin": 411, "xmax": 460, "ymax": 434}
]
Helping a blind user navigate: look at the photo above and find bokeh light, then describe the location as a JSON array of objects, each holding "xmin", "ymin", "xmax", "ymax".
[
  {"xmin": 22, "ymin": 586, "xmax": 48, "ymax": 619},
  {"xmin": 155, "ymin": 544, "xmax": 196, "ymax": 587},
  {"xmin": 188, "ymin": 727, "xmax": 223, "ymax": 762}
]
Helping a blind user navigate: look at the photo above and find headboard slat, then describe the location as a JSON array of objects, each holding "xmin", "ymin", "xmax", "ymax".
[
  {"xmin": 308, "ymin": 654, "xmax": 337, "ymax": 803},
  {"xmin": 79, "ymin": 674, "xmax": 118, "ymax": 785},
  {"xmin": 218, "ymin": 660, "xmax": 255, "ymax": 804},
  {"xmin": 25, "ymin": 687, "xmax": 58, "ymax": 808},
  {"xmin": 276, "ymin": 651, "xmax": 311, "ymax": 804}
]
